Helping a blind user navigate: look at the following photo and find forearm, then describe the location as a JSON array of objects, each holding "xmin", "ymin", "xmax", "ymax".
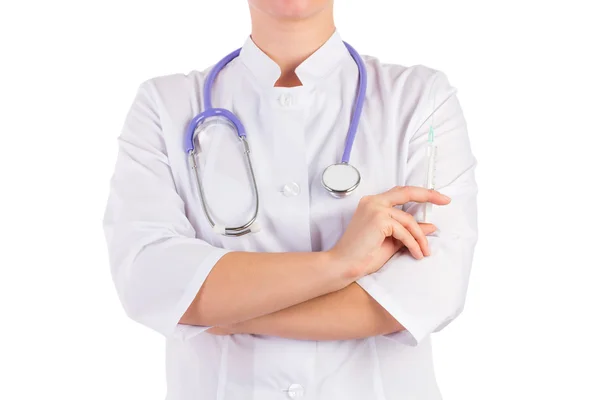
[
  {"xmin": 180, "ymin": 251, "xmax": 353, "ymax": 327},
  {"xmin": 223, "ymin": 282, "xmax": 404, "ymax": 341}
]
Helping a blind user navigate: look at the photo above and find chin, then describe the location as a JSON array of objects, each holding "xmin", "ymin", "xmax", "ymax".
[{"xmin": 250, "ymin": 0, "xmax": 332, "ymax": 20}]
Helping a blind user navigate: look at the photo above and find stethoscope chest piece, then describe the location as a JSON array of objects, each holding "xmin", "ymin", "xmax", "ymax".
[{"xmin": 321, "ymin": 163, "xmax": 361, "ymax": 198}]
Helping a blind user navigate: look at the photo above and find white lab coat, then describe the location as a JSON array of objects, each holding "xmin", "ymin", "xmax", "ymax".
[{"xmin": 103, "ymin": 30, "xmax": 478, "ymax": 400}]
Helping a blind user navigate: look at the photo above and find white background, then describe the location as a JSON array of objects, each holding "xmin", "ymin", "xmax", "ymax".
[{"xmin": 1, "ymin": 0, "xmax": 599, "ymax": 399}]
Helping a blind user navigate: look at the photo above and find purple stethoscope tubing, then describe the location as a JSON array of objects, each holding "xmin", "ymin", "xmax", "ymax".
[
  {"xmin": 184, "ymin": 42, "xmax": 366, "ymax": 161},
  {"xmin": 340, "ymin": 42, "xmax": 367, "ymax": 164}
]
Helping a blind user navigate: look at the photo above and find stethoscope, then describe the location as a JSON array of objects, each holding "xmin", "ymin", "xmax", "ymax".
[{"xmin": 185, "ymin": 42, "xmax": 367, "ymax": 236}]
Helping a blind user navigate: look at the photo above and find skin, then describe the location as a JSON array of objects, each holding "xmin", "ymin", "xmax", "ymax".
[
  {"xmin": 179, "ymin": 1, "xmax": 453, "ymax": 340},
  {"xmin": 208, "ymin": 282, "xmax": 408, "ymax": 340}
]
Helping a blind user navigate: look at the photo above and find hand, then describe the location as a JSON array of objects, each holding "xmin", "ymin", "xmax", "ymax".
[{"xmin": 328, "ymin": 186, "xmax": 451, "ymax": 279}]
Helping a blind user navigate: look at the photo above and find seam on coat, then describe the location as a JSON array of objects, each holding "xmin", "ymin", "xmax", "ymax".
[
  {"xmin": 369, "ymin": 337, "xmax": 388, "ymax": 400},
  {"xmin": 215, "ymin": 336, "xmax": 229, "ymax": 400}
]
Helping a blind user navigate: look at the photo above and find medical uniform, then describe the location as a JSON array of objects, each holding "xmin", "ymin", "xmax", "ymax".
[{"xmin": 103, "ymin": 30, "xmax": 478, "ymax": 400}]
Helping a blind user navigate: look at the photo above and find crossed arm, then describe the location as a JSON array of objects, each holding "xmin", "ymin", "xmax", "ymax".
[
  {"xmin": 208, "ymin": 282, "xmax": 404, "ymax": 340},
  {"xmin": 179, "ymin": 249, "xmax": 407, "ymax": 341}
]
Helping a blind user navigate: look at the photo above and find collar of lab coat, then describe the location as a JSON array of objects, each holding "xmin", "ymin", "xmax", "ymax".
[{"xmin": 238, "ymin": 29, "xmax": 349, "ymax": 87}]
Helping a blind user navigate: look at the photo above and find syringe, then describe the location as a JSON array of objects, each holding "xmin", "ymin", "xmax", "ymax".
[{"xmin": 423, "ymin": 125, "xmax": 437, "ymax": 223}]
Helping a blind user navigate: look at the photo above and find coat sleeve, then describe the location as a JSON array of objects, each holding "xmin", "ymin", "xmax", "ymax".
[
  {"xmin": 102, "ymin": 80, "xmax": 230, "ymax": 338},
  {"xmin": 357, "ymin": 70, "xmax": 479, "ymax": 346}
]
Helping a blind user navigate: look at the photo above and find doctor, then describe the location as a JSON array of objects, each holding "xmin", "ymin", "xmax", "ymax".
[{"xmin": 103, "ymin": 0, "xmax": 478, "ymax": 399}]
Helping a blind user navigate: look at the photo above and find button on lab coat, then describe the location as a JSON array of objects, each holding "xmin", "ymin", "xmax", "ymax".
[{"xmin": 103, "ymin": 30, "xmax": 478, "ymax": 400}]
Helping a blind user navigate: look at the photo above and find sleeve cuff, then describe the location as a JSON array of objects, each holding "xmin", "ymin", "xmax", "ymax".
[
  {"xmin": 164, "ymin": 247, "xmax": 231, "ymax": 340},
  {"xmin": 357, "ymin": 273, "xmax": 437, "ymax": 346}
]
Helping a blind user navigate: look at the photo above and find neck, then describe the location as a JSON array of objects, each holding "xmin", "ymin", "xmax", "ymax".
[{"xmin": 248, "ymin": 5, "xmax": 335, "ymax": 87}]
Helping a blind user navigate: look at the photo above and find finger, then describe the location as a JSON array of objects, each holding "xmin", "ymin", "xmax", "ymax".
[
  {"xmin": 388, "ymin": 219, "xmax": 424, "ymax": 259},
  {"xmin": 387, "ymin": 225, "xmax": 436, "ymax": 251},
  {"xmin": 394, "ymin": 222, "xmax": 437, "ymax": 250},
  {"xmin": 418, "ymin": 223, "xmax": 437, "ymax": 256},
  {"xmin": 379, "ymin": 186, "xmax": 451, "ymax": 207},
  {"xmin": 389, "ymin": 208, "xmax": 431, "ymax": 256},
  {"xmin": 418, "ymin": 223, "xmax": 437, "ymax": 236}
]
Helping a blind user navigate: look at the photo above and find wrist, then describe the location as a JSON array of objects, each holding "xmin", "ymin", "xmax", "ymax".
[{"xmin": 321, "ymin": 250, "xmax": 361, "ymax": 287}]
